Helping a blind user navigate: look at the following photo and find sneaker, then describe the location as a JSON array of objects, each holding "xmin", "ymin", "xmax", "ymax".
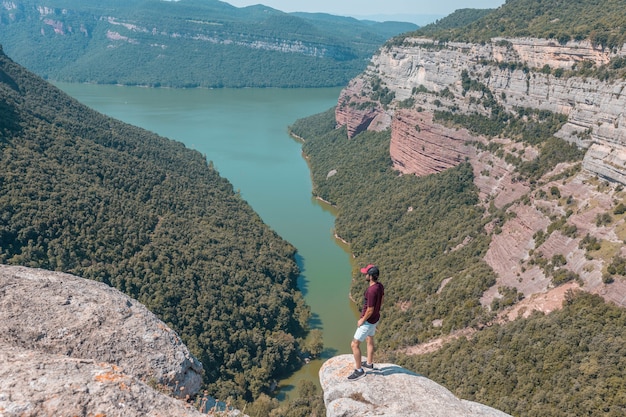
[
  {"xmin": 347, "ymin": 369, "xmax": 365, "ymax": 381},
  {"xmin": 361, "ymin": 361, "xmax": 374, "ymax": 369}
]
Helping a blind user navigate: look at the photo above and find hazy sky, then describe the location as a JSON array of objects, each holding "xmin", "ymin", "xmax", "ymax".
[{"xmin": 224, "ymin": 0, "xmax": 506, "ymax": 24}]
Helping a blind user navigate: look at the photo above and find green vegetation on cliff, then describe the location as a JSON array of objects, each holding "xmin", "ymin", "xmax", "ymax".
[
  {"xmin": 393, "ymin": 291, "xmax": 626, "ymax": 416},
  {"xmin": 404, "ymin": 0, "xmax": 626, "ymax": 48},
  {"xmin": 0, "ymin": 0, "xmax": 417, "ymax": 88},
  {"xmin": 417, "ymin": 8, "xmax": 494, "ymax": 33},
  {"xmin": 291, "ymin": 109, "xmax": 496, "ymax": 347},
  {"xmin": 0, "ymin": 49, "xmax": 309, "ymax": 401},
  {"xmin": 291, "ymin": 107, "xmax": 626, "ymax": 416}
]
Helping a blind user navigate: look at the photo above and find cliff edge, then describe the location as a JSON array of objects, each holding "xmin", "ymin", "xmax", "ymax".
[
  {"xmin": 320, "ymin": 355, "xmax": 511, "ymax": 417},
  {"xmin": 334, "ymin": 36, "xmax": 626, "ymax": 316},
  {"xmin": 0, "ymin": 264, "xmax": 210, "ymax": 416}
]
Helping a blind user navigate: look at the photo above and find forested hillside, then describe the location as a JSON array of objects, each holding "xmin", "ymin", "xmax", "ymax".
[
  {"xmin": 291, "ymin": 111, "xmax": 495, "ymax": 348},
  {"xmin": 0, "ymin": 0, "xmax": 417, "ymax": 88},
  {"xmin": 289, "ymin": 0, "xmax": 626, "ymax": 414},
  {"xmin": 403, "ymin": 0, "xmax": 626, "ymax": 46},
  {"xmin": 416, "ymin": 8, "xmax": 493, "ymax": 33},
  {"xmin": 291, "ymin": 107, "xmax": 626, "ymax": 417},
  {"xmin": 0, "ymin": 46, "xmax": 312, "ymax": 402}
]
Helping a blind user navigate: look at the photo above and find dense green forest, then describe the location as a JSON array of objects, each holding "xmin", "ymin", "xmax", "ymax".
[
  {"xmin": 0, "ymin": 47, "xmax": 313, "ymax": 403},
  {"xmin": 289, "ymin": 107, "xmax": 626, "ymax": 416},
  {"xmin": 392, "ymin": 291, "xmax": 626, "ymax": 416},
  {"xmin": 292, "ymin": 109, "xmax": 494, "ymax": 347},
  {"xmin": 403, "ymin": 0, "xmax": 626, "ymax": 48},
  {"xmin": 0, "ymin": 0, "xmax": 417, "ymax": 88}
]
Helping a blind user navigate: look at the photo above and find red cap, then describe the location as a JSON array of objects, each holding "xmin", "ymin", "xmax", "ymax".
[{"xmin": 360, "ymin": 264, "xmax": 379, "ymax": 276}]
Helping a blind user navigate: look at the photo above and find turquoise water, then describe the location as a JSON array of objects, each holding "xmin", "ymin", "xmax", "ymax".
[{"xmin": 54, "ymin": 83, "xmax": 359, "ymax": 397}]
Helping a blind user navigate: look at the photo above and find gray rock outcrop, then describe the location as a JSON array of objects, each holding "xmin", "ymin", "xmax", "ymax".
[
  {"xmin": 320, "ymin": 355, "xmax": 511, "ymax": 417},
  {"xmin": 0, "ymin": 345, "xmax": 206, "ymax": 417},
  {"xmin": 336, "ymin": 37, "xmax": 626, "ymax": 184},
  {"xmin": 0, "ymin": 264, "xmax": 206, "ymax": 416}
]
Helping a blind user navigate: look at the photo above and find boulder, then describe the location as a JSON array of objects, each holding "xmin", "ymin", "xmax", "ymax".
[
  {"xmin": 0, "ymin": 264, "xmax": 202, "ymax": 398},
  {"xmin": 0, "ymin": 345, "xmax": 206, "ymax": 417}
]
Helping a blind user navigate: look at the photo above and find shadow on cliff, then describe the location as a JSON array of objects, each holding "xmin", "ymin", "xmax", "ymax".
[{"xmin": 368, "ymin": 365, "xmax": 424, "ymax": 378}]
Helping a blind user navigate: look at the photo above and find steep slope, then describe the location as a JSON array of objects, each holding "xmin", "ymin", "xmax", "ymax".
[
  {"xmin": 0, "ymin": 46, "xmax": 308, "ymax": 401},
  {"xmin": 294, "ymin": 0, "xmax": 626, "ymax": 414},
  {"xmin": 0, "ymin": 0, "xmax": 417, "ymax": 88},
  {"xmin": 336, "ymin": 33, "xmax": 626, "ymax": 315}
]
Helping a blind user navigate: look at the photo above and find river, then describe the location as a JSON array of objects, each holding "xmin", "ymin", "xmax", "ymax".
[{"xmin": 54, "ymin": 82, "xmax": 359, "ymax": 399}]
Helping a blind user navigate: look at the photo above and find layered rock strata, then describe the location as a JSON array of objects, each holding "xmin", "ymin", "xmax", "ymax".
[
  {"xmin": 335, "ymin": 36, "xmax": 626, "ymax": 322},
  {"xmin": 336, "ymin": 37, "xmax": 626, "ymax": 184},
  {"xmin": 390, "ymin": 110, "xmax": 479, "ymax": 175}
]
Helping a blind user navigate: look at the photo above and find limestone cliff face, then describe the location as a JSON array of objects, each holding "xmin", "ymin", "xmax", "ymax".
[
  {"xmin": 336, "ymin": 77, "xmax": 391, "ymax": 138},
  {"xmin": 320, "ymin": 355, "xmax": 511, "ymax": 417},
  {"xmin": 0, "ymin": 265, "xmax": 243, "ymax": 417},
  {"xmin": 336, "ymin": 37, "xmax": 626, "ymax": 183},
  {"xmin": 390, "ymin": 110, "xmax": 478, "ymax": 175},
  {"xmin": 335, "ymin": 37, "xmax": 626, "ymax": 321}
]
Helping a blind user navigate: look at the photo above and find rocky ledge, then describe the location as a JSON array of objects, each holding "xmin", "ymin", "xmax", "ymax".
[
  {"xmin": 320, "ymin": 355, "xmax": 511, "ymax": 417},
  {"xmin": 0, "ymin": 264, "xmax": 207, "ymax": 416}
]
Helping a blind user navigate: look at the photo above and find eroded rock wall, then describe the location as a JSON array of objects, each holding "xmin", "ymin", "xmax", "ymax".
[
  {"xmin": 336, "ymin": 37, "xmax": 626, "ymax": 183},
  {"xmin": 335, "ymin": 36, "xmax": 626, "ymax": 321},
  {"xmin": 390, "ymin": 110, "xmax": 479, "ymax": 175}
]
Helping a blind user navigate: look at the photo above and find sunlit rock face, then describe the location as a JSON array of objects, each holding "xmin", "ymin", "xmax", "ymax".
[
  {"xmin": 335, "ymin": 37, "xmax": 626, "ymax": 316},
  {"xmin": 336, "ymin": 37, "xmax": 626, "ymax": 184},
  {"xmin": 320, "ymin": 355, "xmax": 511, "ymax": 417},
  {"xmin": 0, "ymin": 264, "xmax": 208, "ymax": 417}
]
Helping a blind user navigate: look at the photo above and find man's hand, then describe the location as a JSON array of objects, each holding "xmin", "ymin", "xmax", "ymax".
[{"xmin": 359, "ymin": 306, "xmax": 374, "ymax": 327}]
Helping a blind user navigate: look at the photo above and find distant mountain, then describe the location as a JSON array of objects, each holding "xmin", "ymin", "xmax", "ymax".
[
  {"xmin": 0, "ymin": 0, "xmax": 418, "ymax": 88},
  {"xmin": 350, "ymin": 14, "xmax": 445, "ymax": 27}
]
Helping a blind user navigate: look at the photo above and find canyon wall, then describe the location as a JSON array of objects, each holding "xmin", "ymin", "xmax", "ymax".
[
  {"xmin": 336, "ymin": 37, "xmax": 626, "ymax": 183},
  {"xmin": 335, "ymin": 37, "xmax": 626, "ymax": 313}
]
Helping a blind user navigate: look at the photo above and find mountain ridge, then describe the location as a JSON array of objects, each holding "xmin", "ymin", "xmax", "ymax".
[{"xmin": 0, "ymin": 0, "xmax": 417, "ymax": 88}]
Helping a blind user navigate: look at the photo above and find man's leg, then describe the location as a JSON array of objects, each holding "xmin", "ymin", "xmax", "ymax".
[
  {"xmin": 351, "ymin": 338, "xmax": 362, "ymax": 369},
  {"xmin": 365, "ymin": 335, "xmax": 375, "ymax": 365}
]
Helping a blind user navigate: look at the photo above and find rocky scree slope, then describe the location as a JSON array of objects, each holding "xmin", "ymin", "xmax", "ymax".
[{"xmin": 336, "ymin": 37, "xmax": 626, "ymax": 324}]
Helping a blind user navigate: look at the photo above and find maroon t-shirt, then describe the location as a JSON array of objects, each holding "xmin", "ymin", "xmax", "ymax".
[{"xmin": 361, "ymin": 282, "xmax": 384, "ymax": 324}]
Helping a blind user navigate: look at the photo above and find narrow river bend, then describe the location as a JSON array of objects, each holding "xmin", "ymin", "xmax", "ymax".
[{"xmin": 55, "ymin": 83, "xmax": 359, "ymax": 399}]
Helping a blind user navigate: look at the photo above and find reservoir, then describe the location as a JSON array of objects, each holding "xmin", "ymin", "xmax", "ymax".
[{"xmin": 54, "ymin": 83, "xmax": 359, "ymax": 398}]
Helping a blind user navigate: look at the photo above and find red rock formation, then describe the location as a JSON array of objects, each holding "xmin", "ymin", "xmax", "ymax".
[
  {"xmin": 389, "ymin": 110, "xmax": 478, "ymax": 176},
  {"xmin": 335, "ymin": 78, "xmax": 387, "ymax": 139}
]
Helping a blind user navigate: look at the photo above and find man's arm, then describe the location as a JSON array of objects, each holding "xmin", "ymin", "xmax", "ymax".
[{"xmin": 358, "ymin": 306, "xmax": 374, "ymax": 326}]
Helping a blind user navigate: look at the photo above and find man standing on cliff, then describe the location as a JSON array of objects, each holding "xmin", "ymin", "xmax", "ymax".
[{"xmin": 348, "ymin": 264, "xmax": 384, "ymax": 380}]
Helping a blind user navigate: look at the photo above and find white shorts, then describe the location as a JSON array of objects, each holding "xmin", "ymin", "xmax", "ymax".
[{"xmin": 353, "ymin": 322, "xmax": 377, "ymax": 342}]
